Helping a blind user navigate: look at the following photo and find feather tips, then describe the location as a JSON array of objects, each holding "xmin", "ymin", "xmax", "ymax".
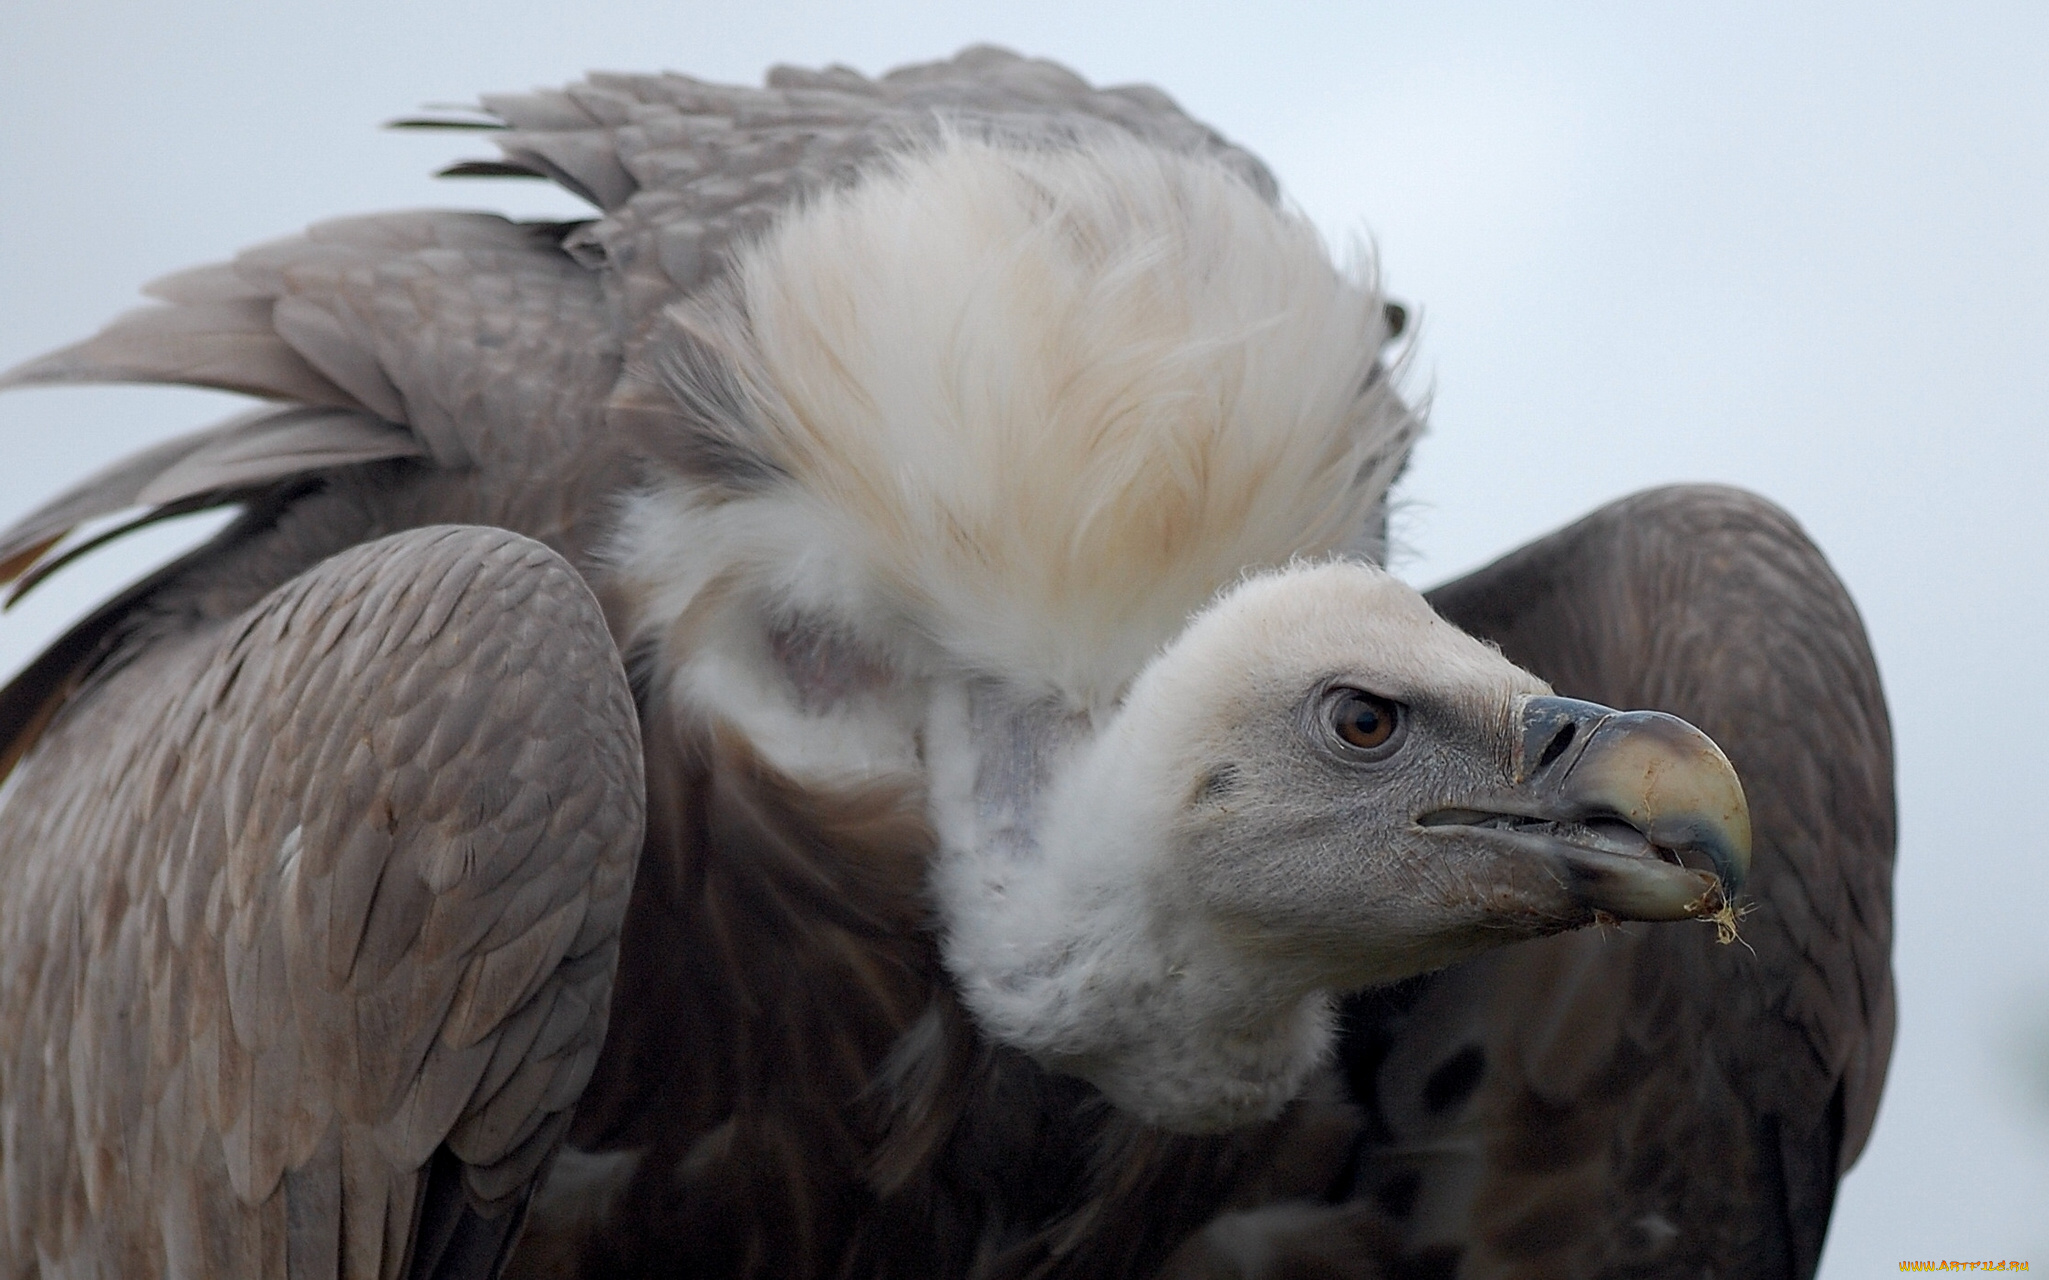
[
  {"xmin": 135, "ymin": 408, "xmax": 424, "ymax": 507},
  {"xmin": 0, "ymin": 299, "xmax": 360, "ymax": 407},
  {"xmin": 0, "ymin": 407, "xmax": 422, "ymax": 613}
]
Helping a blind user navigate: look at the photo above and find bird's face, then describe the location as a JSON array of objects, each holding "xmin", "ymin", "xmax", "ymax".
[
  {"xmin": 934, "ymin": 561, "xmax": 1748, "ymax": 1129},
  {"xmin": 1103, "ymin": 563, "xmax": 1747, "ymax": 993}
]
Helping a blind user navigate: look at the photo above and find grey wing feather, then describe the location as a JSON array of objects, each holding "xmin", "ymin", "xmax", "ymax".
[
  {"xmin": 0, "ymin": 296, "xmax": 362, "ymax": 407},
  {"xmin": 417, "ymin": 46, "xmax": 1277, "ymax": 351},
  {"xmin": 0, "ymin": 524, "xmax": 644, "ymax": 1278},
  {"xmin": 0, "ymin": 205, "xmax": 619, "ymax": 610},
  {"xmin": 134, "ymin": 406, "xmax": 426, "ymax": 506},
  {"xmin": 0, "ymin": 406, "xmax": 423, "ymax": 586},
  {"xmin": 0, "ymin": 208, "xmax": 615, "ymax": 459},
  {"xmin": 0, "ymin": 428, "xmax": 225, "ymax": 579}
]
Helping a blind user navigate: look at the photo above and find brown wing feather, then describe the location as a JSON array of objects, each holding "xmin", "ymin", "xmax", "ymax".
[
  {"xmin": 1316, "ymin": 484, "xmax": 1893, "ymax": 1279},
  {"xmin": 0, "ymin": 525, "xmax": 644, "ymax": 1278}
]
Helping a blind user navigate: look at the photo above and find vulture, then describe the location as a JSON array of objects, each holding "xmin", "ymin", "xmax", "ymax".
[{"xmin": 0, "ymin": 47, "xmax": 1893, "ymax": 1280}]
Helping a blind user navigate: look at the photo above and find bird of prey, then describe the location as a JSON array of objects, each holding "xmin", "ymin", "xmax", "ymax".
[{"xmin": 0, "ymin": 47, "xmax": 1892, "ymax": 1280}]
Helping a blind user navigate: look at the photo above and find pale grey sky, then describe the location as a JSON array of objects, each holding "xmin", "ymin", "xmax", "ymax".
[{"xmin": 3, "ymin": 2, "xmax": 2046, "ymax": 1269}]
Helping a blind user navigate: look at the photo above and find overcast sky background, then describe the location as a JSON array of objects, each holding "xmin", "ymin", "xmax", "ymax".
[{"xmin": 3, "ymin": 1, "xmax": 2045, "ymax": 1269}]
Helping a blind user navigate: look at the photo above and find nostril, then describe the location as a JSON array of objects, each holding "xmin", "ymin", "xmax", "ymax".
[
  {"xmin": 1535, "ymin": 721, "xmax": 1577, "ymax": 772},
  {"xmin": 1518, "ymin": 696, "xmax": 1618, "ymax": 784}
]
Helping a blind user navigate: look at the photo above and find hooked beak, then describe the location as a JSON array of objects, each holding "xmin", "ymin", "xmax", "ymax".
[{"xmin": 1423, "ymin": 696, "xmax": 1751, "ymax": 922}]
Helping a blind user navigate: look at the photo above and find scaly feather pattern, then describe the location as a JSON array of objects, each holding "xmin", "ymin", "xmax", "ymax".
[{"xmin": 0, "ymin": 526, "xmax": 643, "ymax": 1278}]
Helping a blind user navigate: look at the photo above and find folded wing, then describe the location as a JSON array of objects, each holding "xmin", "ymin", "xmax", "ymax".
[{"xmin": 0, "ymin": 524, "xmax": 644, "ymax": 1279}]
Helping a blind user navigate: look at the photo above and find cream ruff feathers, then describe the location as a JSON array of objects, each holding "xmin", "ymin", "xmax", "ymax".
[{"xmin": 616, "ymin": 134, "xmax": 1414, "ymax": 714}]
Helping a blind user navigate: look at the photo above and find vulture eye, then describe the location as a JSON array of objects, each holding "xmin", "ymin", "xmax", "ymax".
[{"xmin": 1325, "ymin": 688, "xmax": 1403, "ymax": 756}]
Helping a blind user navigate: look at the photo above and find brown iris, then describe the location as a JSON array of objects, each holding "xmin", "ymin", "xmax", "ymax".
[{"xmin": 1330, "ymin": 689, "xmax": 1400, "ymax": 751}]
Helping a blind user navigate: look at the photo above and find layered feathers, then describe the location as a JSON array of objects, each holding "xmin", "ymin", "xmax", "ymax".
[{"xmin": 0, "ymin": 48, "xmax": 1892, "ymax": 1280}]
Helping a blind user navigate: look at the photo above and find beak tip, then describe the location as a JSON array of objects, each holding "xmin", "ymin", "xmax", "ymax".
[
  {"xmin": 1514, "ymin": 697, "xmax": 1755, "ymax": 923},
  {"xmin": 1654, "ymin": 810, "xmax": 1752, "ymax": 900}
]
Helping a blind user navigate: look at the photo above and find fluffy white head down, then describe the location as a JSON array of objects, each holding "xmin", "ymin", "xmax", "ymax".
[
  {"xmin": 930, "ymin": 562, "xmax": 1544, "ymax": 1130},
  {"xmin": 618, "ymin": 132, "xmax": 1414, "ymax": 730}
]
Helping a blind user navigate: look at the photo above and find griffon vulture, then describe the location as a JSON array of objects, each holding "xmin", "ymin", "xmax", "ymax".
[{"xmin": 0, "ymin": 47, "xmax": 1893, "ymax": 1280}]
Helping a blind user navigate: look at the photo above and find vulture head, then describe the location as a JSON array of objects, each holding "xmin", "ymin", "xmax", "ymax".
[{"xmin": 610, "ymin": 133, "xmax": 1749, "ymax": 1132}]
